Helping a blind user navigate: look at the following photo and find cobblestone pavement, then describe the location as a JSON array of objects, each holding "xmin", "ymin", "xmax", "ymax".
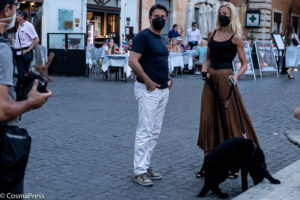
[{"xmin": 21, "ymin": 72, "xmax": 300, "ymax": 200}]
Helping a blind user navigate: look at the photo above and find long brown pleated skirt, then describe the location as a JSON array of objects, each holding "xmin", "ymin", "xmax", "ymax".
[{"xmin": 197, "ymin": 67, "xmax": 259, "ymax": 153}]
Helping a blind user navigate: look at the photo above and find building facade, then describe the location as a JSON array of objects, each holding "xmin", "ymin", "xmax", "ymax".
[
  {"xmin": 138, "ymin": 0, "xmax": 300, "ymax": 42},
  {"xmin": 138, "ymin": 0, "xmax": 188, "ymax": 41},
  {"xmin": 41, "ymin": 0, "xmax": 87, "ymax": 47}
]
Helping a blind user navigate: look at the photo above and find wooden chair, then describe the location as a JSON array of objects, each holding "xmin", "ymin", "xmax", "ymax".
[{"xmin": 34, "ymin": 52, "xmax": 55, "ymax": 82}]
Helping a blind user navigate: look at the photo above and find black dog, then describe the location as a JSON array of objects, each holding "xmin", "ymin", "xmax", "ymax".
[{"xmin": 197, "ymin": 137, "xmax": 280, "ymax": 199}]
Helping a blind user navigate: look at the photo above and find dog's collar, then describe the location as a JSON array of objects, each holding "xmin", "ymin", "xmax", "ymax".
[{"xmin": 251, "ymin": 143, "xmax": 258, "ymax": 157}]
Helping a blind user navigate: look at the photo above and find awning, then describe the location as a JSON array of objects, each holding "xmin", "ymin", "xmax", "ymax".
[
  {"xmin": 87, "ymin": 4, "xmax": 121, "ymax": 14},
  {"xmin": 20, "ymin": 0, "xmax": 44, "ymax": 3}
]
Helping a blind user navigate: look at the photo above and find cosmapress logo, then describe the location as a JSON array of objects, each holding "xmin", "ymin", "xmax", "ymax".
[{"xmin": 0, "ymin": 193, "xmax": 45, "ymax": 199}]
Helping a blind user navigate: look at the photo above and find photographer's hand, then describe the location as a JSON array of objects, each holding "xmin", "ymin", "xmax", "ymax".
[{"xmin": 27, "ymin": 80, "xmax": 52, "ymax": 109}]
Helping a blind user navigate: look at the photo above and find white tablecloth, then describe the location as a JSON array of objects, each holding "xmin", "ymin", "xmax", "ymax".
[
  {"xmin": 86, "ymin": 52, "xmax": 92, "ymax": 69},
  {"xmin": 182, "ymin": 50, "xmax": 196, "ymax": 70},
  {"xmin": 101, "ymin": 54, "xmax": 132, "ymax": 77},
  {"xmin": 169, "ymin": 53, "xmax": 184, "ymax": 72}
]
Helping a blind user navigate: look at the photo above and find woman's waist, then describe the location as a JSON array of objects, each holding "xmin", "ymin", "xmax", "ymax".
[{"xmin": 210, "ymin": 61, "xmax": 233, "ymax": 69}]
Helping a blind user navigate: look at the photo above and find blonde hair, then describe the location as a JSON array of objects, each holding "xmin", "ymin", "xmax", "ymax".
[
  {"xmin": 170, "ymin": 37, "xmax": 178, "ymax": 46},
  {"xmin": 216, "ymin": 2, "xmax": 242, "ymax": 35},
  {"xmin": 199, "ymin": 39, "xmax": 207, "ymax": 46}
]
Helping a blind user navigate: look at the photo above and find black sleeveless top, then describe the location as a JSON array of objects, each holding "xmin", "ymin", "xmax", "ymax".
[{"xmin": 208, "ymin": 30, "xmax": 237, "ymax": 69}]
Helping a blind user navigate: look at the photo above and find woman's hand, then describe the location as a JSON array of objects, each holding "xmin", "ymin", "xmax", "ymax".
[
  {"xmin": 201, "ymin": 71, "xmax": 210, "ymax": 80},
  {"xmin": 228, "ymin": 75, "xmax": 238, "ymax": 85}
]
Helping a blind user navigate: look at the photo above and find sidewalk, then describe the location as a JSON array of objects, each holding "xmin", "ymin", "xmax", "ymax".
[{"xmin": 233, "ymin": 131, "xmax": 300, "ymax": 200}]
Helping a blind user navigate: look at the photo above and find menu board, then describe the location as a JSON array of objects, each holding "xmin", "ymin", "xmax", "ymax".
[
  {"xmin": 254, "ymin": 41, "xmax": 278, "ymax": 76},
  {"xmin": 272, "ymin": 33, "xmax": 285, "ymax": 51},
  {"xmin": 232, "ymin": 41, "xmax": 256, "ymax": 79}
]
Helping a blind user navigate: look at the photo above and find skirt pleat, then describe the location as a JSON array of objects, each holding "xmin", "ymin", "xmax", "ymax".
[{"xmin": 197, "ymin": 68, "xmax": 259, "ymax": 153}]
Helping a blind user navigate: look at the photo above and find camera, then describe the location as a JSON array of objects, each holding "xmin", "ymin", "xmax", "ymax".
[{"xmin": 15, "ymin": 72, "xmax": 48, "ymax": 101}]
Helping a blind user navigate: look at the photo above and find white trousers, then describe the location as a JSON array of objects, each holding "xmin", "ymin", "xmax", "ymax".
[{"xmin": 134, "ymin": 81, "xmax": 169, "ymax": 175}]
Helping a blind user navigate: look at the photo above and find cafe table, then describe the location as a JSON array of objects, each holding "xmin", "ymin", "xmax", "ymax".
[{"xmin": 101, "ymin": 54, "xmax": 132, "ymax": 80}]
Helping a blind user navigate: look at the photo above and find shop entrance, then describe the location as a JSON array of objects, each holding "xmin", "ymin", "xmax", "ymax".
[
  {"xmin": 5, "ymin": 0, "xmax": 43, "ymax": 44},
  {"xmin": 87, "ymin": 4, "xmax": 120, "ymax": 48}
]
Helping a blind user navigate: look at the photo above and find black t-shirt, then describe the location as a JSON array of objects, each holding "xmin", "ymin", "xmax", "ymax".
[{"xmin": 131, "ymin": 29, "xmax": 169, "ymax": 89}]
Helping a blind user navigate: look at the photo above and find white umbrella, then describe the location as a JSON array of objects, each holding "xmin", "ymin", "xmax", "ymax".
[
  {"xmin": 211, "ymin": 0, "xmax": 220, "ymax": 31},
  {"xmin": 198, "ymin": 2, "xmax": 208, "ymax": 38},
  {"xmin": 193, "ymin": 0, "xmax": 220, "ymax": 38},
  {"xmin": 185, "ymin": 0, "xmax": 220, "ymax": 39}
]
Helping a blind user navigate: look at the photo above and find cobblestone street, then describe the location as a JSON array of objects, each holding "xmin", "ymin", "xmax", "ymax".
[{"xmin": 21, "ymin": 73, "xmax": 300, "ymax": 200}]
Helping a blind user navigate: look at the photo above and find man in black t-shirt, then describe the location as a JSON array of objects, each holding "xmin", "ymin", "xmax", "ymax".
[{"xmin": 129, "ymin": 3, "xmax": 173, "ymax": 187}]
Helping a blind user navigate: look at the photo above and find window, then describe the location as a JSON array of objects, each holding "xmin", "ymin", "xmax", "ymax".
[
  {"xmin": 292, "ymin": 16, "xmax": 299, "ymax": 35},
  {"xmin": 273, "ymin": 11, "xmax": 282, "ymax": 34},
  {"xmin": 107, "ymin": 14, "xmax": 118, "ymax": 34}
]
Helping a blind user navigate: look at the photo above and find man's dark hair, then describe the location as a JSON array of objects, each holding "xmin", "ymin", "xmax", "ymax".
[
  {"xmin": 17, "ymin": 10, "xmax": 28, "ymax": 20},
  {"xmin": 0, "ymin": 0, "xmax": 15, "ymax": 11},
  {"xmin": 149, "ymin": 3, "xmax": 168, "ymax": 17},
  {"xmin": 173, "ymin": 24, "xmax": 177, "ymax": 30},
  {"xmin": 192, "ymin": 22, "xmax": 197, "ymax": 27}
]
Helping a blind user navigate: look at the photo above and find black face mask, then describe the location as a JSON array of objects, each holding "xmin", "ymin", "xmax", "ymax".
[
  {"xmin": 219, "ymin": 15, "xmax": 230, "ymax": 27},
  {"xmin": 152, "ymin": 17, "xmax": 165, "ymax": 30}
]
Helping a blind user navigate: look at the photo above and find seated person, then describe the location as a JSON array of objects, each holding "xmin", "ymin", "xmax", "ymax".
[
  {"xmin": 127, "ymin": 39, "xmax": 133, "ymax": 51},
  {"xmin": 101, "ymin": 38, "xmax": 117, "ymax": 58},
  {"xmin": 169, "ymin": 38, "xmax": 180, "ymax": 53},
  {"xmin": 194, "ymin": 39, "xmax": 207, "ymax": 74},
  {"xmin": 177, "ymin": 37, "xmax": 185, "ymax": 52},
  {"xmin": 101, "ymin": 38, "xmax": 118, "ymax": 78}
]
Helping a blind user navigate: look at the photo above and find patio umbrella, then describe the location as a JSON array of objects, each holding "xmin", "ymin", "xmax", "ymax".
[
  {"xmin": 196, "ymin": 0, "xmax": 219, "ymax": 38},
  {"xmin": 211, "ymin": 0, "xmax": 220, "ymax": 31}
]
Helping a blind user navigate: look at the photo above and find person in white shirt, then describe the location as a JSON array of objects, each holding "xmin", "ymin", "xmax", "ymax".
[
  {"xmin": 14, "ymin": 10, "xmax": 39, "ymax": 77},
  {"xmin": 185, "ymin": 22, "xmax": 202, "ymax": 50}
]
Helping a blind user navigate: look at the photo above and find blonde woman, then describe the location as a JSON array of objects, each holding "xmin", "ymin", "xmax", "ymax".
[
  {"xmin": 170, "ymin": 37, "xmax": 180, "ymax": 53},
  {"xmin": 196, "ymin": 2, "xmax": 259, "ymax": 178}
]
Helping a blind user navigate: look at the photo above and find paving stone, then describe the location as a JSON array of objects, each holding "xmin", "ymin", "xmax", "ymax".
[{"xmin": 20, "ymin": 73, "xmax": 300, "ymax": 199}]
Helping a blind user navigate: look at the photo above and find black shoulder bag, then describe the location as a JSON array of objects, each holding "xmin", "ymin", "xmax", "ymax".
[
  {"xmin": 0, "ymin": 37, "xmax": 32, "ymax": 183},
  {"xmin": 292, "ymin": 38, "xmax": 299, "ymax": 46}
]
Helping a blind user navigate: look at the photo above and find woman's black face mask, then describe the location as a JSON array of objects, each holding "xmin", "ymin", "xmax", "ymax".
[
  {"xmin": 219, "ymin": 15, "xmax": 230, "ymax": 27},
  {"xmin": 152, "ymin": 17, "xmax": 166, "ymax": 30}
]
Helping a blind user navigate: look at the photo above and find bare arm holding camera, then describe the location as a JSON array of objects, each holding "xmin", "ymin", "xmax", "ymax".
[{"xmin": 0, "ymin": 80, "xmax": 52, "ymax": 121}]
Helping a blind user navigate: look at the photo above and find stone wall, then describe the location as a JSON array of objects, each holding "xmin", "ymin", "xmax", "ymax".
[
  {"xmin": 139, "ymin": 0, "xmax": 188, "ymax": 37},
  {"xmin": 272, "ymin": 0, "xmax": 300, "ymax": 34},
  {"xmin": 174, "ymin": 0, "xmax": 188, "ymax": 38},
  {"xmin": 140, "ymin": 0, "xmax": 155, "ymax": 30},
  {"xmin": 248, "ymin": 0, "xmax": 272, "ymax": 40}
]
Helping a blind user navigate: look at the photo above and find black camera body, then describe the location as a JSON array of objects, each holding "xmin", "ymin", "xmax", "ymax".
[{"xmin": 15, "ymin": 72, "xmax": 48, "ymax": 101}]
